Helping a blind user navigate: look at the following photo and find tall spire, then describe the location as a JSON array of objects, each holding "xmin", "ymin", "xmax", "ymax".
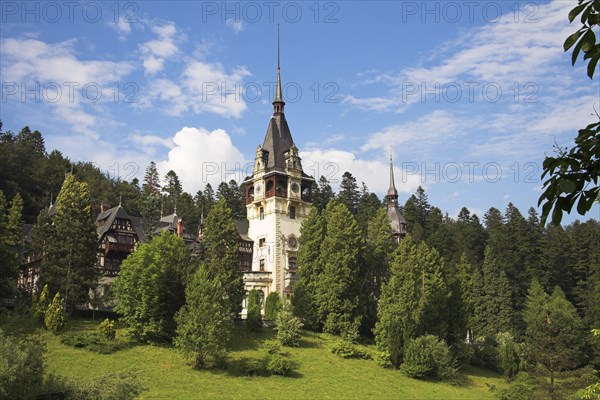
[
  {"xmin": 273, "ymin": 24, "xmax": 285, "ymax": 114},
  {"xmin": 387, "ymin": 152, "xmax": 398, "ymax": 198}
]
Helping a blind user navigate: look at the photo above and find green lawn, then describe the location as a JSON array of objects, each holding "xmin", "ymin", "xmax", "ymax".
[{"xmin": 44, "ymin": 320, "xmax": 506, "ymax": 400}]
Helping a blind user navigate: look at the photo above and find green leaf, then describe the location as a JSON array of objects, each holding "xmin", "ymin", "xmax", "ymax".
[
  {"xmin": 564, "ymin": 30, "xmax": 584, "ymax": 51},
  {"xmin": 569, "ymin": 3, "xmax": 586, "ymax": 22},
  {"xmin": 577, "ymin": 193, "xmax": 590, "ymax": 214},
  {"xmin": 587, "ymin": 55, "xmax": 599, "ymax": 79},
  {"xmin": 572, "ymin": 36, "xmax": 585, "ymax": 65},
  {"xmin": 581, "ymin": 29, "xmax": 596, "ymax": 52},
  {"xmin": 551, "ymin": 205, "xmax": 563, "ymax": 225},
  {"xmin": 558, "ymin": 179, "xmax": 577, "ymax": 193}
]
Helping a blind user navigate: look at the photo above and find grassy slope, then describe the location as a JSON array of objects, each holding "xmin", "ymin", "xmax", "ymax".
[{"xmin": 44, "ymin": 320, "xmax": 505, "ymax": 400}]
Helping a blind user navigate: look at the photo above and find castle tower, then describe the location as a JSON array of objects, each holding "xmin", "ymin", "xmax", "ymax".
[
  {"xmin": 386, "ymin": 155, "xmax": 407, "ymax": 244},
  {"xmin": 243, "ymin": 30, "xmax": 314, "ymax": 304}
]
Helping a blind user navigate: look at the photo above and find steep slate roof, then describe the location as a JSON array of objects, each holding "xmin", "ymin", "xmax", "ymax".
[
  {"xmin": 95, "ymin": 205, "xmax": 144, "ymax": 241},
  {"xmin": 388, "ymin": 207, "xmax": 407, "ymax": 234},
  {"xmin": 262, "ymin": 114, "xmax": 294, "ymax": 172}
]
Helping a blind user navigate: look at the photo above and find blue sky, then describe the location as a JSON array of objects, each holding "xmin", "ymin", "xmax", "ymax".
[{"xmin": 1, "ymin": 0, "xmax": 599, "ymax": 222}]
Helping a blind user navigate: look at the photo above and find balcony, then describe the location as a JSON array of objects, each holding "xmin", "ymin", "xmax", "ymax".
[
  {"xmin": 104, "ymin": 242, "xmax": 134, "ymax": 255},
  {"xmin": 242, "ymin": 271, "xmax": 272, "ymax": 283}
]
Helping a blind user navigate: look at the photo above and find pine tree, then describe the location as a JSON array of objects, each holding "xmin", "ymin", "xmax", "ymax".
[
  {"xmin": 374, "ymin": 236, "xmax": 450, "ymax": 368},
  {"xmin": 456, "ymin": 254, "xmax": 479, "ymax": 339},
  {"xmin": 39, "ymin": 175, "xmax": 98, "ymax": 312},
  {"xmin": 113, "ymin": 231, "xmax": 189, "ymax": 341},
  {"xmin": 542, "ymin": 224, "xmax": 575, "ymax": 299},
  {"xmin": 246, "ymin": 289, "xmax": 262, "ymax": 332},
  {"xmin": 362, "ymin": 207, "xmax": 396, "ymax": 333},
  {"xmin": 523, "ymin": 282, "xmax": 585, "ymax": 389},
  {"xmin": 477, "ymin": 247, "xmax": 513, "ymax": 338},
  {"xmin": 356, "ymin": 183, "xmax": 382, "ymax": 232},
  {"xmin": 201, "ymin": 198, "xmax": 244, "ymax": 317},
  {"xmin": 0, "ymin": 191, "xmax": 23, "ymax": 299},
  {"xmin": 312, "ymin": 175, "xmax": 335, "ymax": 212},
  {"xmin": 162, "ymin": 170, "xmax": 182, "ymax": 215},
  {"xmin": 293, "ymin": 207, "xmax": 325, "ymax": 330},
  {"xmin": 503, "ymin": 203, "xmax": 531, "ymax": 314},
  {"xmin": 143, "ymin": 161, "xmax": 161, "ymax": 194},
  {"xmin": 337, "ymin": 172, "xmax": 360, "ymax": 215},
  {"xmin": 175, "ymin": 265, "xmax": 233, "ymax": 369},
  {"xmin": 264, "ymin": 292, "xmax": 282, "ymax": 321},
  {"xmin": 316, "ymin": 201, "xmax": 363, "ymax": 335}
]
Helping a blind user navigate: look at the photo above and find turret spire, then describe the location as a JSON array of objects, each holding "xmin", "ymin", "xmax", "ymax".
[
  {"xmin": 387, "ymin": 152, "xmax": 398, "ymax": 198},
  {"xmin": 273, "ymin": 24, "xmax": 285, "ymax": 114}
]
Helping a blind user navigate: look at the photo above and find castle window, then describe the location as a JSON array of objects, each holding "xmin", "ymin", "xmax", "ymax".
[
  {"xmin": 259, "ymin": 207, "xmax": 264, "ymax": 220},
  {"xmin": 258, "ymin": 290, "xmax": 265, "ymax": 307},
  {"xmin": 289, "ymin": 206, "xmax": 296, "ymax": 219},
  {"xmin": 288, "ymin": 256, "xmax": 297, "ymax": 271},
  {"xmin": 259, "ymin": 238, "xmax": 265, "ymax": 247},
  {"xmin": 259, "ymin": 259, "xmax": 265, "ymax": 272}
]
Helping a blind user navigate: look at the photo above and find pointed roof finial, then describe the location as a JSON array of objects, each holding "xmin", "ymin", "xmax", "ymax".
[
  {"xmin": 119, "ymin": 195, "xmax": 122, "ymax": 207},
  {"xmin": 50, "ymin": 193, "xmax": 53, "ymax": 207},
  {"xmin": 387, "ymin": 149, "xmax": 398, "ymax": 197},
  {"xmin": 273, "ymin": 24, "xmax": 285, "ymax": 113},
  {"xmin": 200, "ymin": 205, "xmax": 204, "ymax": 225}
]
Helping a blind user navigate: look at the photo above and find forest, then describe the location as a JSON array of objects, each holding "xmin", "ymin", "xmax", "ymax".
[{"xmin": 1, "ymin": 120, "xmax": 599, "ymax": 400}]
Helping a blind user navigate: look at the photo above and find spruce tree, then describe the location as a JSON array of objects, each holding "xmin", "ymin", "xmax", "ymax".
[
  {"xmin": 375, "ymin": 236, "xmax": 450, "ymax": 367},
  {"xmin": 40, "ymin": 175, "xmax": 98, "ymax": 311},
  {"xmin": 316, "ymin": 201, "xmax": 363, "ymax": 335},
  {"xmin": 246, "ymin": 289, "xmax": 262, "ymax": 332},
  {"xmin": 162, "ymin": 170, "xmax": 182, "ymax": 215},
  {"xmin": 293, "ymin": 207, "xmax": 325, "ymax": 330},
  {"xmin": 478, "ymin": 247, "xmax": 513, "ymax": 338},
  {"xmin": 265, "ymin": 292, "xmax": 282, "ymax": 321},
  {"xmin": 113, "ymin": 231, "xmax": 189, "ymax": 341},
  {"xmin": 175, "ymin": 265, "xmax": 233, "ymax": 369},
  {"xmin": 356, "ymin": 183, "xmax": 382, "ymax": 232},
  {"xmin": 143, "ymin": 161, "xmax": 161, "ymax": 194},
  {"xmin": 363, "ymin": 207, "xmax": 396, "ymax": 333},
  {"xmin": 523, "ymin": 281, "xmax": 585, "ymax": 388},
  {"xmin": 0, "ymin": 192, "xmax": 23, "ymax": 299},
  {"xmin": 312, "ymin": 175, "xmax": 335, "ymax": 212},
  {"xmin": 337, "ymin": 172, "xmax": 360, "ymax": 215},
  {"xmin": 201, "ymin": 198, "xmax": 244, "ymax": 317}
]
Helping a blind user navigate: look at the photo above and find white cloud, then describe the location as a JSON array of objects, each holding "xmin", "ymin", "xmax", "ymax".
[
  {"xmin": 300, "ymin": 148, "xmax": 420, "ymax": 197},
  {"xmin": 225, "ymin": 19, "xmax": 244, "ymax": 34},
  {"xmin": 157, "ymin": 127, "xmax": 248, "ymax": 194},
  {"xmin": 0, "ymin": 37, "xmax": 134, "ymax": 138},
  {"xmin": 139, "ymin": 22, "xmax": 182, "ymax": 75}
]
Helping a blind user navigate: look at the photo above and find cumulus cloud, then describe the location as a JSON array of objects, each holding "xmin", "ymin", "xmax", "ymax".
[
  {"xmin": 0, "ymin": 37, "xmax": 134, "ymax": 138},
  {"xmin": 139, "ymin": 22, "xmax": 182, "ymax": 75},
  {"xmin": 300, "ymin": 148, "xmax": 421, "ymax": 197},
  {"xmin": 157, "ymin": 127, "xmax": 248, "ymax": 194}
]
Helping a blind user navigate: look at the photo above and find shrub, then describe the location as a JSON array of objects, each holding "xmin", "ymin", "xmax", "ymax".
[
  {"xmin": 246, "ymin": 289, "xmax": 262, "ymax": 332},
  {"xmin": 266, "ymin": 353, "xmax": 293, "ymax": 376},
  {"xmin": 264, "ymin": 292, "xmax": 282, "ymax": 321},
  {"xmin": 99, "ymin": 319, "xmax": 117, "ymax": 340},
  {"xmin": 262, "ymin": 339, "xmax": 282, "ymax": 355},
  {"xmin": 496, "ymin": 332, "xmax": 519, "ymax": 380},
  {"xmin": 472, "ymin": 336, "xmax": 499, "ymax": 371},
  {"xmin": 275, "ymin": 308, "xmax": 303, "ymax": 347},
  {"xmin": 44, "ymin": 292, "xmax": 66, "ymax": 333},
  {"xmin": 60, "ymin": 332, "xmax": 126, "ymax": 354},
  {"xmin": 64, "ymin": 370, "xmax": 146, "ymax": 400},
  {"xmin": 233, "ymin": 357, "xmax": 268, "ymax": 377},
  {"xmin": 400, "ymin": 335, "xmax": 457, "ymax": 381},
  {"xmin": 330, "ymin": 339, "xmax": 371, "ymax": 360},
  {"xmin": 0, "ymin": 329, "xmax": 46, "ymax": 399},
  {"xmin": 375, "ymin": 350, "xmax": 393, "ymax": 368},
  {"xmin": 32, "ymin": 284, "xmax": 50, "ymax": 324}
]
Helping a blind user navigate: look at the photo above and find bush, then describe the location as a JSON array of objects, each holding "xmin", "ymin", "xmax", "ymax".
[
  {"xmin": 375, "ymin": 350, "xmax": 393, "ymax": 368},
  {"xmin": 264, "ymin": 292, "xmax": 282, "ymax": 321},
  {"xmin": 266, "ymin": 353, "xmax": 293, "ymax": 376},
  {"xmin": 400, "ymin": 335, "xmax": 457, "ymax": 381},
  {"xmin": 63, "ymin": 370, "xmax": 145, "ymax": 400},
  {"xmin": 99, "ymin": 318, "xmax": 116, "ymax": 340},
  {"xmin": 472, "ymin": 336, "xmax": 499, "ymax": 371},
  {"xmin": 275, "ymin": 308, "xmax": 303, "ymax": 347},
  {"xmin": 32, "ymin": 284, "xmax": 50, "ymax": 324},
  {"xmin": 262, "ymin": 339, "xmax": 282, "ymax": 355},
  {"xmin": 60, "ymin": 332, "xmax": 126, "ymax": 354},
  {"xmin": 246, "ymin": 289, "xmax": 262, "ymax": 332},
  {"xmin": 232, "ymin": 357, "xmax": 268, "ymax": 377},
  {"xmin": 497, "ymin": 332, "xmax": 519, "ymax": 380},
  {"xmin": 44, "ymin": 292, "xmax": 66, "ymax": 333},
  {"xmin": 0, "ymin": 329, "xmax": 46, "ymax": 399},
  {"xmin": 330, "ymin": 339, "xmax": 371, "ymax": 360}
]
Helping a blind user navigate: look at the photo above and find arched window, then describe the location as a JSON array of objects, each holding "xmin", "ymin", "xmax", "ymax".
[
  {"xmin": 242, "ymin": 290, "xmax": 249, "ymax": 309},
  {"xmin": 288, "ymin": 256, "xmax": 297, "ymax": 271},
  {"xmin": 259, "ymin": 207, "xmax": 264, "ymax": 220},
  {"xmin": 257, "ymin": 290, "xmax": 265, "ymax": 308}
]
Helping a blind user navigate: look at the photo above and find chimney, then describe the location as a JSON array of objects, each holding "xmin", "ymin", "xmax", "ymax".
[{"xmin": 177, "ymin": 218, "xmax": 183, "ymax": 239}]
